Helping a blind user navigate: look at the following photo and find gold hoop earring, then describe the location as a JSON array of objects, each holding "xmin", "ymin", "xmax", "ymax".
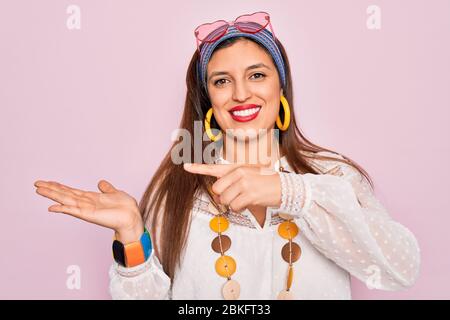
[
  {"xmin": 276, "ymin": 95, "xmax": 291, "ymax": 131},
  {"xmin": 204, "ymin": 108, "xmax": 222, "ymax": 142}
]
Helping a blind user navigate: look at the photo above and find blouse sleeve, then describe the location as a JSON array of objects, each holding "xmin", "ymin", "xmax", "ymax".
[
  {"xmin": 108, "ymin": 202, "xmax": 172, "ymax": 300},
  {"xmin": 274, "ymin": 151, "xmax": 421, "ymax": 291},
  {"xmin": 108, "ymin": 252, "xmax": 171, "ymax": 300}
]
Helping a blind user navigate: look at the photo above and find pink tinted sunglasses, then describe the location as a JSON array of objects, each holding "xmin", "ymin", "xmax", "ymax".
[{"xmin": 194, "ymin": 11, "xmax": 276, "ymax": 53}]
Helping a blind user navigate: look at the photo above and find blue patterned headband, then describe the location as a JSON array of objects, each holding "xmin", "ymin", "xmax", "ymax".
[{"xmin": 197, "ymin": 23, "xmax": 287, "ymax": 93}]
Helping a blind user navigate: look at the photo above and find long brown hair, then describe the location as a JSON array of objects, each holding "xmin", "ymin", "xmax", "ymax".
[{"xmin": 138, "ymin": 36, "xmax": 374, "ymax": 283}]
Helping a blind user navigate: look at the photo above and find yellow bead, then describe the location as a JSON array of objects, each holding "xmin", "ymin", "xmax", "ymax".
[
  {"xmin": 215, "ymin": 255, "xmax": 236, "ymax": 278},
  {"xmin": 278, "ymin": 221, "xmax": 299, "ymax": 239},
  {"xmin": 210, "ymin": 216, "xmax": 229, "ymax": 233}
]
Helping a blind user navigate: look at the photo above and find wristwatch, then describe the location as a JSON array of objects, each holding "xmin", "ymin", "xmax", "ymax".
[{"xmin": 112, "ymin": 228, "xmax": 152, "ymax": 267}]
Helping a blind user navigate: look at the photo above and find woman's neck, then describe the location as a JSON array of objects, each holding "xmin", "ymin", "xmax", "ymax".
[{"xmin": 221, "ymin": 129, "xmax": 282, "ymax": 167}]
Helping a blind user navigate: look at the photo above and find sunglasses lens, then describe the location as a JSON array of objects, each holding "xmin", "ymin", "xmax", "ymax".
[
  {"xmin": 234, "ymin": 12, "xmax": 270, "ymax": 33},
  {"xmin": 195, "ymin": 21, "xmax": 228, "ymax": 42}
]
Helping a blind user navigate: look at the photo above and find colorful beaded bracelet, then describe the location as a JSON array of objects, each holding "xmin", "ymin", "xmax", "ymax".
[{"xmin": 112, "ymin": 227, "xmax": 152, "ymax": 268}]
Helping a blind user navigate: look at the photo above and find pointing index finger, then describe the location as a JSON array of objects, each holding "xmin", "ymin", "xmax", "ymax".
[
  {"xmin": 183, "ymin": 163, "xmax": 234, "ymax": 177},
  {"xmin": 183, "ymin": 162, "xmax": 270, "ymax": 178}
]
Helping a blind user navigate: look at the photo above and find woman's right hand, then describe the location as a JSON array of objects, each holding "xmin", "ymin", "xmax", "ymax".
[{"xmin": 33, "ymin": 179, "xmax": 144, "ymax": 244}]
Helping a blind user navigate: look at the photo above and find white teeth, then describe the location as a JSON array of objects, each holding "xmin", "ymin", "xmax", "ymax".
[{"xmin": 231, "ymin": 107, "xmax": 261, "ymax": 117}]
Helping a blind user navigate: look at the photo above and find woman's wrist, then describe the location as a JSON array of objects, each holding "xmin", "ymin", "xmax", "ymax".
[{"xmin": 115, "ymin": 220, "xmax": 144, "ymax": 244}]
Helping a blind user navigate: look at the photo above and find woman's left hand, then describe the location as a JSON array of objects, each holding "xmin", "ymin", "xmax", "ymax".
[{"xmin": 183, "ymin": 162, "xmax": 282, "ymax": 212}]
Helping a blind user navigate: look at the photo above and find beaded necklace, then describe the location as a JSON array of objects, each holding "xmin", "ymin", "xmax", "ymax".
[{"xmin": 206, "ymin": 151, "xmax": 302, "ymax": 300}]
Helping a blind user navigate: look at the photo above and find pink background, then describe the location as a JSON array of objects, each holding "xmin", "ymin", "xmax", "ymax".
[{"xmin": 0, "ymin": 0, "xmax": 448, "ymax": 299}]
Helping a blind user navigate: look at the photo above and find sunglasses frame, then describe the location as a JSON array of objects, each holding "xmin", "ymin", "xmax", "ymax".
[{"xmin": 194, "ymin": 11, "xmax": 277, "ymax": 55}]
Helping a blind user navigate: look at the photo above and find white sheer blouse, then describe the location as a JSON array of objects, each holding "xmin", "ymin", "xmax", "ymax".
[{"xmin": 108, "ymin": 151, "xmax": 420, "ymax": 299}]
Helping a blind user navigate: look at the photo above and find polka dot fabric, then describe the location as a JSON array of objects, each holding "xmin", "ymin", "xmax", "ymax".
[{"xmin": 108, "ymin": 150, "xmax": 420, "ymax": 299}]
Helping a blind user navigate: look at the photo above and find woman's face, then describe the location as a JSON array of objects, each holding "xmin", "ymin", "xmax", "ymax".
[{"xmin": 206, "ymin": 39, "xmax": 283, "ymax": 137}]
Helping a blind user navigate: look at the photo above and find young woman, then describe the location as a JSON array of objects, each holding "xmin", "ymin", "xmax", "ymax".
[{"xmin": 33, "ymin": 12, "xmax": 420, "ymax": 300}]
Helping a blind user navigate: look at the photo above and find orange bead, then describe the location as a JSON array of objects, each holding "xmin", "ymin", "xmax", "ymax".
[
  {"xmin": 210, "ymin": 216, "xmax": 229, "ymax": 233},
  {"xmin": 286, "ymin": 266, "xmax": 294, "ymax": 290},
  {"xmin": 215, "ymin": 255, "xmax": 236, "ymax": 278},
  {"xmin": 278, "ymin": 221, "xmax": 299, "ymax": 239}
]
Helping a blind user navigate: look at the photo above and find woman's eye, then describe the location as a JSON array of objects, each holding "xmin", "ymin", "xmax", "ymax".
[
  {"xmin": 251, "ymin": 72, "xmax": 266, "ymax": 80},
  {"xmin": 214, "ymin": 79, "xmax": 229, "ymax": 86},
  {"xmin": 213, "ymin": 73, "xmax": 265, "ymax": 86}
]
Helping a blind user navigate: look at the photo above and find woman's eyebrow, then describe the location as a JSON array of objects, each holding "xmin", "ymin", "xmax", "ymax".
[{"xmin": 209, "ymin": 63, "xmax": 271, "ymax": 78}]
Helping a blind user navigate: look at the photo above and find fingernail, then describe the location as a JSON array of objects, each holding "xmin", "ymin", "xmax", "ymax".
[{"xmin": 183, "ymin": 163, "xmax": 192, "ymax": 168}]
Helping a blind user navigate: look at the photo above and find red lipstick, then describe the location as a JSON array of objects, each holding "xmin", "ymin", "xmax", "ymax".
[{"xmin": 228, "ymin": 104, "xmax": 261, "ymax": 122}]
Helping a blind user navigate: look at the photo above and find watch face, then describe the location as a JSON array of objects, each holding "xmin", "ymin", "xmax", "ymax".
[{"xmin": 112, "ymin": 240, "xmax": 126, "ymax": 267}]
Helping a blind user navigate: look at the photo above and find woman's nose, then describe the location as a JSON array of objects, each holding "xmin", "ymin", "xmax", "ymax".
[{"xmin": 232, "ymin": 80, "xmax": 252, "ymax": 102}]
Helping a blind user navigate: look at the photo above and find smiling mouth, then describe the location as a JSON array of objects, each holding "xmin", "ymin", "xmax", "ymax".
[{"xmin": 229, "ymin": 106, "xmax": 262, "ymax": 122}]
